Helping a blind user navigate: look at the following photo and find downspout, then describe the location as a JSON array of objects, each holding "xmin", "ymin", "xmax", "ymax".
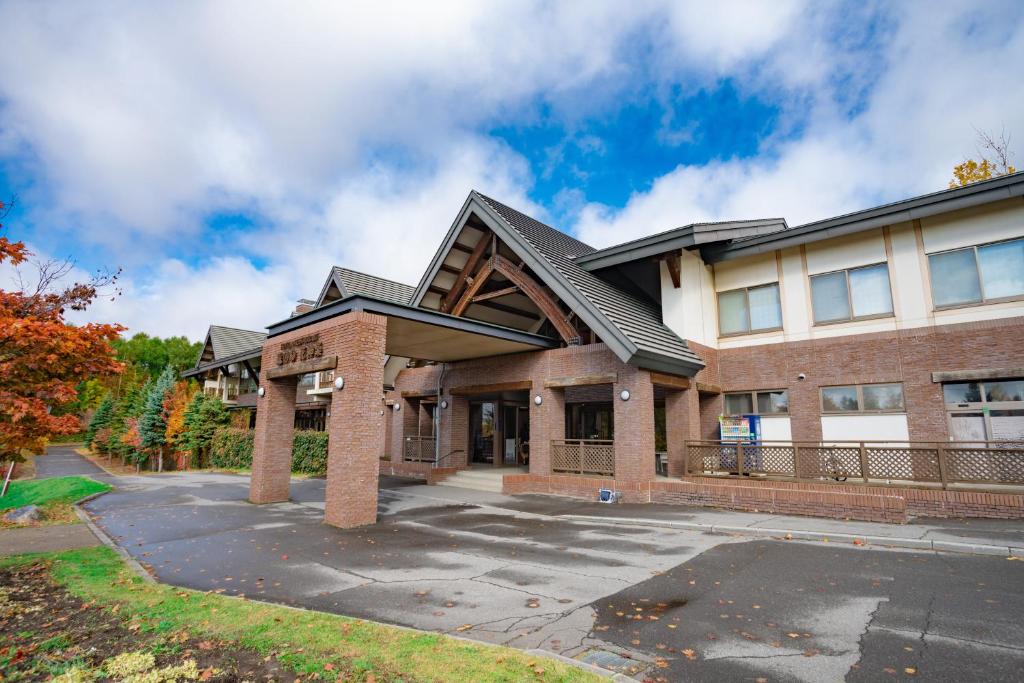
[{"xmin": 435, "ymin": 362, "xmax": 447, "ymax": 464}]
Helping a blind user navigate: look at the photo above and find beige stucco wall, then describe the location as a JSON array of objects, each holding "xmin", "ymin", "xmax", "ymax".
[{"xmin": 662, "ymin": 197, "xmax": 1024, "ymax": 350}]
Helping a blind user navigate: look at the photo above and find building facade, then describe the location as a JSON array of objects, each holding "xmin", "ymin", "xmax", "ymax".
[{"xmin": 195, "ymin": 173, "xmax": 1024, "ymax": 528}]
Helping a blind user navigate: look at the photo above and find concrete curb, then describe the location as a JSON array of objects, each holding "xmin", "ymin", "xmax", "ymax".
[
  {"xmin": 563, "ymin": 514, "xmax": 1022, "ymax": 557},
  {"xmin": 74, "ymin": 491, "xmax": 156, "ymax": 583}
]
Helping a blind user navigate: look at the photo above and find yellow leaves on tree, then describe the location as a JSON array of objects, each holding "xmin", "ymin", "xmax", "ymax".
[{"xmin": 949, "ymin": 128, "xmax": 1017, "ymax": 188}]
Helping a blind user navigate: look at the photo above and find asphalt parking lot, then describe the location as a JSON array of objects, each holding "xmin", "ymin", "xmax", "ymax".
[{"xmin": 79, "ymin": 463, "xmax": 1024, "ymax": 681}]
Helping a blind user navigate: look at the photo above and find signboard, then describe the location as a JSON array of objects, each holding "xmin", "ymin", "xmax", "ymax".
[{"xmin": 276, "ymin": 333, "xmax": 323, "ymax": 366}]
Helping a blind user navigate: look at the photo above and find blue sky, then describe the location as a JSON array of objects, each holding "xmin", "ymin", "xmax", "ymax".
[{"xmin": 1, "ymin": 1, "xmax": 1022, "ymax": 340}]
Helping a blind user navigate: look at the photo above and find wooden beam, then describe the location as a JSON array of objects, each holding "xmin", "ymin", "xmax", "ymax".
[
  {"xmin": 650, "ymin": 372, "xmax": 690, "ymax": 390},
  {"xmin": 472, "ymin": 285, "xmax": 519, "ymax": 303},
  {"xmin": 400, "ymin": 389, "xmax": 438, "ymax": 398},
  {"xmin": 427, "ymin": 285, "xmax": 448, "ymax": 296},
  {"xmin": 696, "ymin": 381, "xmax": 722, "ymax": 395},
  {"xmin": 544, "ymin": 373, "xmax": 618, "ymax": 389},
  {"xmin": 265, "ymin": 355, "xmax": 337, "ymax": 379},
  {"xmin": 451, "ymin": 258, "xmax": 496, "ymax": 316},
  {"xmin": 450, "ymin": 241, "xmax": 474, "ymax": 254},
  {"xmin": 664, "ymin": 253, "xmax": 681, "ymax": 289},
  {"xmin": 450, "ymin": 380, "xmax": 532, "ymax": 396},
  {"xmin": 490, "ymin": 255, "xmax": 580, "ymax": 344},
  {"xmin": 242, "ymin": 359, "xmax": 260, "ymax": 387},
  {"xmin": 442, "ymin": 229, "xmax": 492, "ymax": 312},
  {"xmin": 439, "ymin": 264, "xmax": 461, "ymax": 276}
]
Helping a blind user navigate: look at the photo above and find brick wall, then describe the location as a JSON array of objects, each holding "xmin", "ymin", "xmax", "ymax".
[{"xmin": 709, "ymin": 316, "xmax": 1024, "ymax": 442}]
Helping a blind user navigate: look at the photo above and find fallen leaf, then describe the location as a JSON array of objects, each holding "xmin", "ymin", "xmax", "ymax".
[
  {"xmin": 905, "ymin": 667, "xmax": 917, "ymax": 675},
  {"xmin": 682, "ymin": 648, "xmax": 697, "ymax": 661}
]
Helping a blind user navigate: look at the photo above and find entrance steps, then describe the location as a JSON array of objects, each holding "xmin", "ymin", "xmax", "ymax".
[{"xmin": 436, "ymin": 467, "xmax": 522, "ymax": 493}]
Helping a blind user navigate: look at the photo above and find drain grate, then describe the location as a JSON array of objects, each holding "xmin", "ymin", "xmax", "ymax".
[{"xmin": 578, "ymin": 648, "xmax": 646, "ymax": 675}]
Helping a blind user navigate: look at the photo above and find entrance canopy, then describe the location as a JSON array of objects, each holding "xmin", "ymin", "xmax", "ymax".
[{"xmin": 266, "ymin": 294, "xmax": 559, "ymax": 362}]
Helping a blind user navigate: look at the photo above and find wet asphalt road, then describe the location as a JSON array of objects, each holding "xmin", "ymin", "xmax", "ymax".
[
  {"xmin": 69, "ymin": 452, "xmax": 1024, "ymax": 682},
  {"xmin": 33, "ymin": 445, "xmax": 109, "ymax": 479}
]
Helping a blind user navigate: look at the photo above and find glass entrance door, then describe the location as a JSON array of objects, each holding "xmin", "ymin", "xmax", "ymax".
[{"xmin": 470, "ymin": 402, "xmax": 495, "ymax": 464}]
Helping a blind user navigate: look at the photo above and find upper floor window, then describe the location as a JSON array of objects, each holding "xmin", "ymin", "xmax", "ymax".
[
  {"xmin": 821, "ymin": 382, "xmax": 905, "ymax": 413},
  {"xmin": 928, "ymin": 237, "xmax": 1024, "ymax": 309},
  {"xmin": 810, "ymin": 263, "xmax": 893, "ymax": 324},
  {"xmin": 724, "ymin": 390, "xmax": 789, "ymax": 415},
  {"xmin": 718, "ymin": 283, "xmax": 782, "ymax": 336}
]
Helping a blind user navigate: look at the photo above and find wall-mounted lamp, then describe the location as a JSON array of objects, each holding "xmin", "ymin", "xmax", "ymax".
[
  {"xmin": 393, "ymin": 403, "xmax": 401, "ymax": 412},
  {"xmin": 334, "ymin": 376, "xmax": 345, "ymax": 390},
  {"xmin": 619, "ymin": 389, "xmax": 631, "ymax": 401},
  {"xmin": 440, "ymin": 399, "xmax": 449, "ymax": 409},
  {"xmin": 534, "ymin": 395, "xmax": 543, "ymax": 406},
  {"xmin": 257, "ymin": 387, "xmax": 266, "ymax": 397}
]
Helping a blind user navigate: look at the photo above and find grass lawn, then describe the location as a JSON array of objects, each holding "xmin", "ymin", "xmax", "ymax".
[
  {"xmin": 0, "ymin": 547, "xmax": 599, "ymax": 682},
  {"xmin": 0, "ymin": 476, "xmax": 111, "ymax": 526}
]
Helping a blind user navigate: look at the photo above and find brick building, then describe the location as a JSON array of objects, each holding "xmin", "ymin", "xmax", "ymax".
[{"xmin": 191, "ymin": 173, "xmax": 1024, "ymax": 527}]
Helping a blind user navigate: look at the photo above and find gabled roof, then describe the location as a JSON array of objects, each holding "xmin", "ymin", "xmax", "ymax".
[
  {"xmin": 205, "ymin": 325, "xmax": 266, "ymax": 361},
  {"xmin": 316, "ymin": 266, "xmax": 415, "ymax": 307},
  {"xmin": 411, "ymin": 191, "xmax": 704, "ymax": 375}
]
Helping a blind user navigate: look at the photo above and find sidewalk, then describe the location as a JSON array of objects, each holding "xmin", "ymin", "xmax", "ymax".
[
  {"xmin": 0, "ymin": 524, "xmax": 100, "ymax": 556},
  {"xmin": 387, "ymin": 483, "xmax": 1024, "ymax": 557}
]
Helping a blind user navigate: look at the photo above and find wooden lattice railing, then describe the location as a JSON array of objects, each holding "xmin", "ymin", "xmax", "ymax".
[
  {"xmin": 551, "ymin": 439, "xmax": 615, "ymax": 477},
  {"xmin": 404, "ymin": 436, "xmax": 436, "ymax": 463},
  {"xmin": 684, "ymin": 440, "xmax": 1024, "ymax": 489}
]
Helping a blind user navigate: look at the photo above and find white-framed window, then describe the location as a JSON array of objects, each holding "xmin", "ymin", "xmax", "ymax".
[
  {"xmin": 820, "ymin": 382, "xmax": 905, "ymax": 413},
  {"xmin": 717, "ymin": 283, "xmax": 783, "ymax": 336},
  {"xmin": 724, "ymin": 389, "xmax": 789, "ymax": 415},
  {"xmin": 928, "ymin": 237, "xmax": 1024, "ymax": 309},
  {"xmin": 810, "ymin": 262, "xmax": 893, "ymax": 324}
]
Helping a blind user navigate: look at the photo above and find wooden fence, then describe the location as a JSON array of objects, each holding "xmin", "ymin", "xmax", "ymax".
[
  {"xmin": 684, "ymin": 440, "xmax": 1024, "ymax": 489},
  {"xmin": 404, "ymin": 436, "xmax": 436, "ymax": 463},
  {"xmin": 551, "ymin": 439, "xmax": 615, "ymax": 476}
]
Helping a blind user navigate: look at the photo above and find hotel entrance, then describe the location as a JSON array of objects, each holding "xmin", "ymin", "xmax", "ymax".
[{"xmin": 469, "ymin": 392, "xmax": 530, "ymax": 467}]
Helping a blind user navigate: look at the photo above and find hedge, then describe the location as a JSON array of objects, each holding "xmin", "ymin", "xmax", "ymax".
[{"xmin": 208, "ymin": 428, "xmax": 328, "ymax": 475}]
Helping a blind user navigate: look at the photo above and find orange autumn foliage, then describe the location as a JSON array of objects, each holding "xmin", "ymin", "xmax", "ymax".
[
  {"xmin": 0, "ymin": 200, "xmax": 125, "ymax": 461},
  {"xmin": 164, "ymin": 380, "xmax": 198, "ymax": 449}
]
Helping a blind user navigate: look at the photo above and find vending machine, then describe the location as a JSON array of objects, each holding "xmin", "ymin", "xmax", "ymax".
[{"xmin": 718, "ymin": 414, "xmax": 761, "ymax": 473}]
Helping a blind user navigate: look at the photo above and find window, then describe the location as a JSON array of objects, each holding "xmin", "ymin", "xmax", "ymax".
[
  {"xmin": 810, "ymin": 263, "xmax": 893, "ymax": 323},
  {"xmin": 718, "ymin": 283, "xmax": 783, "ymax": 335},
  {"xmin": 724, "ymin": 390, "xmax": 789, "ymax": 415},
  {"xmin": 928, "ymin": 238, "xmax": 1024, "ymax": 308},
  {"xmin": 944, "ymin": 379, "xmax": 1024, "ymax": 404},
  {"xmin": 821, "ymin": 383, "xmax": 905, "ymax": 413}
]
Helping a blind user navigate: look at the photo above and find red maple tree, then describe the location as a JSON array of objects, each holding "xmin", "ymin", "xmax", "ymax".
[{"xmin": 1, "ymin": 199, "xmax": 125, "ymax": 463}]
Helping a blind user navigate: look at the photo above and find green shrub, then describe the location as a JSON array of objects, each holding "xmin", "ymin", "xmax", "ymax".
[
  {"xmin": 291, "ymin": 430, "xmax": 328, "ymax": 475},
  {"xmin": 207, "ymin": 428, "xmax": 328, "ymax": 474},
  {"xmin": 209, "ymin": 428, "xmax": 254, "ymax": 469}
]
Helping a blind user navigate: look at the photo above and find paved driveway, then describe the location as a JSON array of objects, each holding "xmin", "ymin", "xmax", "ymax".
[
  {"xmin": 82, "ymin": 469, "xmax": 1024, "ymax": 681},
  {"xmin": 34, "ymin": 445, "xmax": 110, "ymax": 478}
]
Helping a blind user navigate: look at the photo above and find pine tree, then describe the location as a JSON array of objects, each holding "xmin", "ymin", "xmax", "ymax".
[
  {"xmin": 139, "ymin": 365, "xmax": 177, "ymax": 471},
  {"xmin": 109, "ymin": 379, "xmax": 151, "ymax": 464},
  {"xmin": 178, "ymin": 393, "xmax": 231, "ymax": 468},
  {"xmin": 85, "ymin": 393, "xmax": 115, "ymax": 447}
]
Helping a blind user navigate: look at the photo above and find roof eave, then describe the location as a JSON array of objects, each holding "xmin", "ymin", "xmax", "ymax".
[
  {"xmin": 626, "ymin": 348, "xmax": 705, "ymax": 377},
  {"xmin": 708, "ymin": 174, "xmax": 1024, "ymax": 263}
]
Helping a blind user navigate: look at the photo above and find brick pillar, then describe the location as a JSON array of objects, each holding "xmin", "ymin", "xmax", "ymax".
[
  {"xmin": 614, "ymin": 369, "xmax": 656, "ymax": 484},
  {"xmin": 529, "ymin": 385, "xmax": 563, "ymax": 476},
  {"xmin": 324, "ymin": 312, "xmax": 387, "ymax": 529},
  {"xmin": 250, "ymin": 375, "xmax": 298, "ymax": 504},
  {"xmin": 445, "ymin": 396, "xmax": 470, "ymax": 468},
  {"xmin": 665, "ymin": 387, "xmax": 700, "ymax": 477}
]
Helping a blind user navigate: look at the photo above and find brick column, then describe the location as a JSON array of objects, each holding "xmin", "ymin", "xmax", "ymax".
[
  {"xmin": 441, "ymin": 396, "xmax": 470, "ymax": 468},
  {"xmin": 250, "ymin": 375, "xmax": 298, "ymax": 504},
  {"xmin": 614, "ymin": 369, "xmax": 656, "ymax": 484},
  {"xmin": 324, "ymin": 312, "xmax": 387, "ymax": 529},
  {"xmin": 665, "ymin": 387, "xmax": 700, "ymax": 477},
  {"xmin": 529, "ymin": 385, "xmax": 563, "ymax": 476}
]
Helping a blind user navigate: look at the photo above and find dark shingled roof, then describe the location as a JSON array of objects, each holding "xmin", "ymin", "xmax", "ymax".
[
  {"xmin": 207, "ymin": 325, "xmax": 266, "ymax": 360},
  {"xmin": 472, "ymin": 192, "xmax": 704, "ymax": 372},
  {"xmin": 328, "ymin": 267, "xmax": 415, "ymax": 305}
]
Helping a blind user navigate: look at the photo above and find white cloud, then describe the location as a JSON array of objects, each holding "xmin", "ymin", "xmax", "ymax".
[
  {"xmin": 576, "ymin": 2, "xmax": 1024, "ymax": 247},
  {"xmin": 1, "ymin": 1, "xmax": 1022, "ymax": 338}
]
